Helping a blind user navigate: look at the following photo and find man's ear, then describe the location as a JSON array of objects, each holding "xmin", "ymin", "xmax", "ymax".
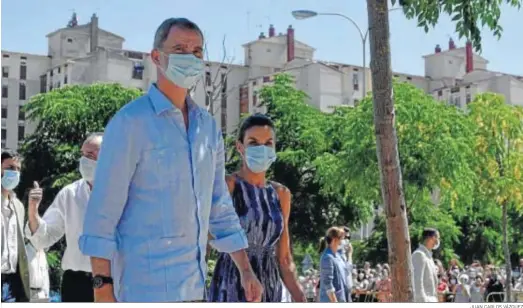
[{"xmin": 151, "ymin": 49, "xmax": 162, "ymax": 67}]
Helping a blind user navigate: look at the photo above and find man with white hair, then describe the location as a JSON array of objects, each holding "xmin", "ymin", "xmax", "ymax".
[{"xmin": 26, "ymin": 133, "xmax": 103, "ymax": 302}]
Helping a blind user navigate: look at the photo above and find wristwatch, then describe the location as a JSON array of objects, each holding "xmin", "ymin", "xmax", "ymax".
[{"xmin": 92, "ymin": 275, "xmax": 114, "ymax": 289}]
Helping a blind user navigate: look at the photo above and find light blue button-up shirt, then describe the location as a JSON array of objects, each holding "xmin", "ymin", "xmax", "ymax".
[{"xmin": 79, "ymin": 84, "xmax": 248, "ymax": 302}]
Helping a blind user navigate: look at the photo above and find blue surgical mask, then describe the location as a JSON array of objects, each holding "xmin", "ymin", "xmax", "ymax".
[
  {"xmin": 1, "ymin": 170, "xmax": 21, "ymax": 191},
  {"xmin": 161, "ymin": 53, "xmax": 204, "ymax": 89},
  {"xmin": 245, "ymin": 145, "xmax": 277, "ymax": 173}
]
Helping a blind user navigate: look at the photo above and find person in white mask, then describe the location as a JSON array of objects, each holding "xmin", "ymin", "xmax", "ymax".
[
  {"xmin": 412, "ymin": 228, "xmax": 440, "ymax": 302},
  {"xmin": 1, "ymin": 150, "xmax": 33, "ymax": 302},
  {"xmin": 25, "ymin": 133, "xmax": 103, "ymax": 302}
]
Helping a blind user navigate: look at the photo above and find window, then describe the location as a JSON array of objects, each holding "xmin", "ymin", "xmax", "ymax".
[
  {"xmin": 2, "ymin": 107, "xmax": 7, "ymax": 118},
  {"xmin": 18, "ymin": 109, "xmax": 25, "ymax": 121},
  {"xmin": 2, "ymin": 85, "xmax": 8, "ymax": 98},
  {"xmin": 20, "ymin": 56, "xmax": 27, "ymax": 60},
  {"xmin": 1, "ymin": 129, "xmax": 6, "ymax": 140},
  {"xmin": 67, "ymin": 38, "xmax": 73, "ymax": 43},
  {"xmin": 40, "ymin": 74, "xmax": 47, "ymax": 93},
  {"xmin": 253, "ymin": 93, "xmax": 258, "ymax": 107},
  {"xmin": 205, "ymin": 91, "xmax": 211, "ymax": 107},
  {"xmin": 407, "ymin": 76, "xmax": 412, "ymax": 81},
  {"xmin": 58, "ymin": 67, "xmax": 61, "ymax": 74},
  {"xmin": 19, "ymin": 64, "xmax": 27, "ymax": 80},
  {"xmin": 19, "ymin": 83, "xmax": 26, "ymax": 100},
  {"xmin": 64, "ymin": 75, "xmax": 68, "ymax": 85},
  {"xmin": 2, "ymin": 67, "xmax": 8, "ymax": 78},
  {"xmin": 2, "ymin": 54, "xmax": 9, "ymax": 58},
  {"xmin": 132, "ymin": 63, "xmax": 144, "ymax": 80},
  {"xmin": 353, "ymin": 73, "xmax": 359, "ymax": 91},
  {"xmin": 205, "ymin": 72, "xmax": 211, "ymax": 87},
  {"xmin": 437, "ymin": 90, "xmax": 443, "ymax": 97},
  {"xmin": 18, "ymin": 125, "xmax": 25, "ymax": 141}
]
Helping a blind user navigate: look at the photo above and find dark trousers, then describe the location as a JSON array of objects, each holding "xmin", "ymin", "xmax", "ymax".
[
  {"xmin": 61, "ymin": 270, "xmax": 94, "ymax": 302},
  {"xmin": 1, "ymin": 272, "xmax": 27, "ymax": 302}
]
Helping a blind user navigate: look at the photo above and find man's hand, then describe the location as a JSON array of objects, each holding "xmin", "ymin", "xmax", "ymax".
[
  {"xmin": 240, "ymin": 269, "xmax": 263, "ymax": 302},
  {"xmin": 28, "ymin": 181, "xmax": 43, "ymax": 209},
  {"xmin": 94, "ymin": 286, "xmax": 116, "ymax": 303}
]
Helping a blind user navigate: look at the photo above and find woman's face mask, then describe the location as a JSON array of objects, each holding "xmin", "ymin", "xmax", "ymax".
[{"xmin": 243, "ymin": 145, "xmax": 277, "ymax": 173}]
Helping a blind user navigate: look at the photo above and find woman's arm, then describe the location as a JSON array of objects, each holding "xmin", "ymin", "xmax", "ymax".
[{"xmin": 275, "ymin": 185, "xmax": 307, "ymax": 302}]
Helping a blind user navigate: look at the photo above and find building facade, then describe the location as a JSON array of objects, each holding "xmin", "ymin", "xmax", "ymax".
[{"xmin": 2, "ymin": 14, "xmax": 522, "ymax": 152}]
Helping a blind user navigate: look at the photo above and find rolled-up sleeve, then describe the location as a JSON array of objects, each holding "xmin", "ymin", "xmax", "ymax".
[
  {"xmin": 208, "ymin": 130, "xmax": 248, "ymax": 253},
  {"xmin": 25, "ymin": 189, "xmax": 66, "ymax": 250},
  {"xmin": 78, "ymin": 112, "xmax": 139, "ymax": 260},
  {"xmin": 320, "ymin": 256, "xmax": 336, "ymax": 293}
]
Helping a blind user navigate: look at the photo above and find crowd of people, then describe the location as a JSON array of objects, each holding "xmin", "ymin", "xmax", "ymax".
[
  {"xmin": 293, "ymin": 251, "xmax": 523, "ymax": 303},
  {"xmin": 2, "ymin": 16, "xmax": 522, "ymax": 303}
]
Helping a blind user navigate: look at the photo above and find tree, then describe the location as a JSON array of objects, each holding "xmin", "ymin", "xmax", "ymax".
[
  {"xmin": 396, "ymin": 0, "xmax": 522, "ymax": 51},
  {"xmin": 366, "ymin": 0, "xmax": 414, "ymax": 301},
  {"xmin": 315, "ymin": 81, "xmax": 476, "ymax": 265},
  {"xmin": 18, "ymin": 83, "xmax": 142, "ymax": 291},
  {"xmin": 193, "ymin": 35, "xmax": 236, "ymax": 117},
  {"xmin": 367, "ymin": 0, "xmax": 521, "ymax": 301},
  {"xmin": 468, "ymin": 94, "xmax": 523, "ymax": 301}
]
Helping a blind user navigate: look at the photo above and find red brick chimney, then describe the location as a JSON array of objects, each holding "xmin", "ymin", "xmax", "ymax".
[
  {"xmin": 448, "ymin": 38, "xmax": 456, "ymax": 50},
  {"xmin": 269, "ymin": 24, "xmax": 275, "ymax": 37},
  {"xmin": 465, "ymin": 41, "xmax": 473, "ymax": 73},
  {"xmin": 287, "ymin": 25, "xmax": 295, "ymax": 62},
  {"xmin": 435, "ymin": 44, "xmax": 441, "ymax": 53}
]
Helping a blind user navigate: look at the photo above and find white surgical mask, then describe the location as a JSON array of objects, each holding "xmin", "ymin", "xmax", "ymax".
[
  {"xmin": 79, "ymin": 156, "xmax": 97, "ymax": 183},
  {"xmin": 433, "ymin": 239, "xmax": 440, "ymax": 250}
]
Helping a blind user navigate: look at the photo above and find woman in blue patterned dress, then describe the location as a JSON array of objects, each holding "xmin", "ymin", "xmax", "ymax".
[{"xmin": 208, "ymin": 114, "xmax": 306, "ymax": 302}]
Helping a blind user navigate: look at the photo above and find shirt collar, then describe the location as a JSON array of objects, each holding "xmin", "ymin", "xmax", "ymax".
[
  {"xmin": 148, "ymin": 84, "xmax": 200, "ymax": 116},
  {"xmin": 419, "ymin": 244, "xmax": 433, "ymax": 258}
]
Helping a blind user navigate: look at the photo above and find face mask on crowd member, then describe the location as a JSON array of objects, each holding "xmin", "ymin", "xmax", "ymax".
[
  {"xmin": 236, "ymin": 114, "xmax": 277, "ymax": 174},
  {"xmin": 79, "ymin": 133, "xmax": 103, "ymax": 184},
  {"xmin": 1, "ymin": 151, "xmax": 22, "ymax": 192}
]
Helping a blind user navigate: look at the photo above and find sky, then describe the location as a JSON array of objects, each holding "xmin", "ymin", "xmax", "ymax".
[{"xmin": 1, "ymin": 0, "xmax": 522, "ymax": 76}]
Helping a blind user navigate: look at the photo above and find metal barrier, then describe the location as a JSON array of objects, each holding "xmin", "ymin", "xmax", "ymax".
[{"xmin": 485, "ymin": 291, "xmax": 523, "ymax": 302}]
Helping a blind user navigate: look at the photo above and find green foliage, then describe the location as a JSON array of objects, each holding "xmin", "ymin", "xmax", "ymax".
[
  {"xmin": 394, "ymin": 0, "xmax": 522, "ymax": 51},
  {"xmin": 17, "ymin": 83, "xmax": 142, "ymax": 291},
  {"xmin": 315, "ymin": 81, "xmax": 477, "ymax": 261},
  {"xmin": 257, "ymin": 74, "xmax": 370, "ymax": 243}
]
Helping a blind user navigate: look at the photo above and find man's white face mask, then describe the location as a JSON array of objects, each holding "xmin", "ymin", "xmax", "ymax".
[{"xmin": 79, "ymin": 156, "xmax": 97, "ymax": 183}]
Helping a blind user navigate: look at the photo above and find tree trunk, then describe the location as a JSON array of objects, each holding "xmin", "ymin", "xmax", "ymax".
[
  {"xmin": 366, "ymin": 0, "xmax": 414, "ymax": 302},
  {"xmin": 502, "ymin": 200, "xmax": 512, "ymax": 302}
]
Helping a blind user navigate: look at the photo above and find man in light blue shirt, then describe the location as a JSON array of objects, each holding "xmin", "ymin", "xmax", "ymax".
[{"xmin": 79, "ymin": 18, "xmax": 263, "ymax": 303}]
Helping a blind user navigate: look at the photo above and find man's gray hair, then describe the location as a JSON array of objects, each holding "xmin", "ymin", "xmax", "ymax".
[
  {"xmin": 84, "ymin": 132, "xmax": 103, "ymax": 145},
  {"xmin": 153, "ymin": 18, "xmax": 204, "ymax": 50}
]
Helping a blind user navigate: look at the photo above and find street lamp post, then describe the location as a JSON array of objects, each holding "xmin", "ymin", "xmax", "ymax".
[{"xmin": 291, "ymin": 8, "xmax": 401, "ymax": 98}]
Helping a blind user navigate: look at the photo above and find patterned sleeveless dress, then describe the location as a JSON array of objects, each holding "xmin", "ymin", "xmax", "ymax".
[{"xmin": 208, "ymin": 176, "xmax": 284, "ymax": 302}]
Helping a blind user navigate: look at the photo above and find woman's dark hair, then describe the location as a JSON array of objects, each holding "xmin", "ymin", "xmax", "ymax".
[
  {"xmin": 318, "ymin": 226, "xmax": 344, "ymax": 252},
  {"xmin": 237, "ymin": 113, "xmax": 275, "ymax": 142}
]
